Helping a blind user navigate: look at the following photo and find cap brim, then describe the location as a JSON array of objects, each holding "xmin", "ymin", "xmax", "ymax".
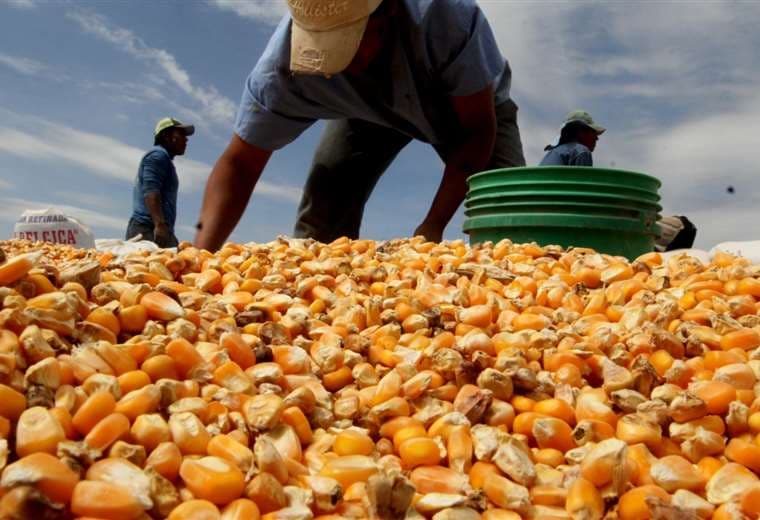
[
  {"xmin": 563, "ymin": 120, "xmax": 605, "ymax": 135},
  {"xmin": 176, "ymin": 124, "xmax": 195, "ymax": 136},
  {"xmin": 290, "ymin": 16, "xmax": 369, "ymax": 76}
]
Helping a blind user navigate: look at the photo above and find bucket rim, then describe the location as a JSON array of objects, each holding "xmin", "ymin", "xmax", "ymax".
[
  {"xmin": 468, "ymin": 165, "xmax": 662, "ymax": 189},
  {"xmin": 467, "ymin": 179, "xmax": 662, "ymax": 199}
]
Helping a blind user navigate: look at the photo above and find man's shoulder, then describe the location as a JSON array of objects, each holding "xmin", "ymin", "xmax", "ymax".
[
  {"xmin": 556, "ymin": 142, "xmax": 590, "ymax": 155},
  {"xmin": 141, "ymin": 147, "xmax": 172, "ymax": 169},
  {"xmin": 571, "ymin": 143, "xmax": 592, "ymax": 155},
  {"xmin": 566, "ymin": 143, "xmax": 593, "ymax": 166},
  {"xmin": 144, "ymin": 147, "xmax": 171, "ymax": 160}
]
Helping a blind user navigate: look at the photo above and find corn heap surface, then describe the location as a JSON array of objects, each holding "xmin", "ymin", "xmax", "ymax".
[{"xmin": 1, "ymin": 237, "xmax": 760, "ymax": 520}]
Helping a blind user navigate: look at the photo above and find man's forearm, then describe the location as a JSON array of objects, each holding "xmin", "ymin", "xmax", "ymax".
[
  {"xmin": 195, "ymin": 154, "xmax": 259, "ymax": 251},
  {"xmin": 416, "ymin": 86, "xmax": 498, "ymax": 240},
  {"xmin": 144, "ymin": 193, "xmax": 166, "ymax": 226},
  {"xmin": 421, "ymin": 165, "xmax": 469, "ymax": 230},
  {"xmin": 194, "ymin": 136, "xmax": 271, "ymax": 252},
  {"xmin": 420, "ymin": 132, "xmax": 495, "ymax": 231}
]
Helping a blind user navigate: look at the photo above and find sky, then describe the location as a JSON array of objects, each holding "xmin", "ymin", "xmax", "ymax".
[{"xmin": 0, "ymin": 0, "xmax": 759, "ymax": 249}]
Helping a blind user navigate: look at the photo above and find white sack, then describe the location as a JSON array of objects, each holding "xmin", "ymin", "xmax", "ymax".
[{"xmin": 12, "ymin": 207, "xmax": 95, "ymax": 249}]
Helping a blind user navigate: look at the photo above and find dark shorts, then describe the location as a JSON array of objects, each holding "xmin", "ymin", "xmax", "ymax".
[
  {"xmin": 293, "ymin": 99, "xmax": 526, "ymax": 242},
  {"xmin": 126, "ymin": 218, "xmax": 179, "ymax": 248}
]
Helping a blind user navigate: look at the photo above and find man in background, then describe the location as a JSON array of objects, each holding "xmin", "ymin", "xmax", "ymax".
[
  {"xmin": 540, "ymin": 110, "xmax": 605, "ymax": 166},
  {"xmin": 126, "ymin": 117, "xmax": 194, "ymax": 248}
]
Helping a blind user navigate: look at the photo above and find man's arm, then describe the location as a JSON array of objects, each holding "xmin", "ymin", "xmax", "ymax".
[
  {"xmin": 141, "ymin": 154, "xmax": 171, "ymax": 241},
  {"xmin": 415, "ymin": 86, "xmax": 497, "ymax": 241},
  {"xmin": 194, "ymin": 134, "xmax": 273, "ymax": 251},
  {"xmin": 144, "ymin": 193, "xmax": 170, "ymax": 239}
]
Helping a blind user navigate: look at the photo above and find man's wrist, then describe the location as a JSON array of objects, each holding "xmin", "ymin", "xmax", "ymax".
[{"xmin": 421, "ymin": 213, "xmax": 448, "ymax": 230}]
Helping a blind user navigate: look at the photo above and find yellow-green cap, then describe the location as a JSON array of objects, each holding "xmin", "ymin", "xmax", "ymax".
[
  {"xmin": 563, "ymin": 110, "xmax": 605, "ymax": 134},
  {"xmin": 154, "ymin": 117, "xmax": 195, "ymax": 138}
]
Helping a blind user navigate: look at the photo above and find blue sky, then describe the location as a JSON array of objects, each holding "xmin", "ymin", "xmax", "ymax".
[{"xmin": 1, "ymin": 0, "xmax": 759, "ymax": 248}]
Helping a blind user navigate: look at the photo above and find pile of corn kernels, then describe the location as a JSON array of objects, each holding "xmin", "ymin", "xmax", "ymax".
[{"xmin": 1, "ymin": 236, "xmax": 760, "ymax": 520}]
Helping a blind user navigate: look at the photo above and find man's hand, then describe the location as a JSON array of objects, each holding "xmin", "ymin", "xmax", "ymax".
[
  {"xmin": 418, "ymin": 86, "xmax": 497, "ymax": 239},
  {"xmin": 143, "ymin": 192, "xmax": 170, "ymax": 245},
  {"xmin": 194, "ymin": 134, "xmax": 273, "ymax": 252},
  {"xmin": 414, "ymin": 222, "xmax": 443, "ymax": 243},
  {"xmin": 153, "ymin": 221, "xmax": 172, "ymax": 246}
]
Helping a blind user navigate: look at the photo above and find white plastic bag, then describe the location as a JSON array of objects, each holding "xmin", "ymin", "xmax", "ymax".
[
  {"xmin": 710, "ymin": 241, "xmax": 760, "ymax": 265},
  {"xmin": 12, "ymin": 207, "xmax": 96, "ymax": 249},
  {"xmin": 95, "ymin": 237, "xmax": 166, "ymax": 259}
]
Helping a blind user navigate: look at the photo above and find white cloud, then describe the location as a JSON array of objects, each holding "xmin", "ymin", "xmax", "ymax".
[
  {"xmin": 0, "ymin": 109, "xmax": 301, "ymax": 204},
  {"xmin": 66, "ymin": 10, "xmax": 236, "ymax": 127},
  {"xmin": 58, "ymin": 191, "xmax": 123, "ymax": 211},
  {"xmin": 480, "ymin": 3, "xmax": 579, "ymax": 115},
  {"xmin": 0, "ymin": 178, "xmax": 12, "ymax": 190},
  {"xmin": 256, "ymin": 180, "xmax": 301, "ymax": 203},
  {"xmin": 2, "ymin": 0, "xmax": 36, "ymax": 9},
  {"xmin": 480, "ymin": 2, "xmax": 760, "ymax": 143},
  {"xmin": 0, "ymin": 124, "xmax": 153, "ymax": 185},
  {"xmin": 601, "ymin": 95, "xmax": 760, "ymax": 248},
  {"xmin": 0, "ymin": 52, "xmax": 46, "ymax": 76},
  {"xmin": 81, "ymin": 80, "xmax": 165, "ymax": 105},
  {"xmin": 637, "ymin": 102, "xmax": 759, "ymax": 187},
  {"xmin": 208, "ymin": 0, "xmax": 286, "ymax": 24}
]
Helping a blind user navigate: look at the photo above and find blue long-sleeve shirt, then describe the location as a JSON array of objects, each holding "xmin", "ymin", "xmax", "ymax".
[{"xmin": 129, "ymin": 146, "xmax": 178, "ymax": 231}]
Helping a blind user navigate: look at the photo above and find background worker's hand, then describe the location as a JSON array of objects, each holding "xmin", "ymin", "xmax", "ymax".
[
  {"xmin": 153, "ymin": 222, "xmax": 172, "ymax": 246},
  {"xmin": 414, "ymin": 222, "xmax": 444, "ymax": 243}
]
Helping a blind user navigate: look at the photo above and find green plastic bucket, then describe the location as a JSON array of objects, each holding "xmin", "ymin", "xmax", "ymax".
[{"xmin": 463, "ymin": 166, "xmax": 662, "ymax": 259}]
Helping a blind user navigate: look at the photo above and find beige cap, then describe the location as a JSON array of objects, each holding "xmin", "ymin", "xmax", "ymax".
[
  {"xmin": 563, "ymin": 110, "xmax": 605, "ymax": 134},
  {"xmin": 288, "ymin": 0, "xmax": 383, "ymax": 76}
]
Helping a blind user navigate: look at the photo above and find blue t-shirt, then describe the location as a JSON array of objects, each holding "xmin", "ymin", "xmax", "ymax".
[
  {"xmin": 539, "ymin": 143, "xmax": 593, "ymax": 167},
  {"xmin": 130, "ymin": 146, "xmax": 178, "ymax": 231},
  {"xmin": 235, "ymin": 0, "xmax": 511, "ymax": 150}
]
